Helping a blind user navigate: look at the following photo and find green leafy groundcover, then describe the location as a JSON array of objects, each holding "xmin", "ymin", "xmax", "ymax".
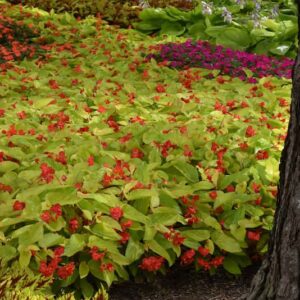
[
  {"xmin": 135, "ymin": 0, "xmax": 298, "ymax": 58},
  {"xmin": 0, "ymin": 1, "xmax": 292, "ymax": 299}
]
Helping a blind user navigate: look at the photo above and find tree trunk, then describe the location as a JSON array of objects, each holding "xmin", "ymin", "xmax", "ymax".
[{"xmin": 246, "ymin": 2, "xmax": 300, "ymax": 299}]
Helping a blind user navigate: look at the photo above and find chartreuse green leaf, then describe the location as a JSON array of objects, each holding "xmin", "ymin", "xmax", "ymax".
[
  {"xmin": 180, "ymin": 230, "xmax": 210, "ymax": 242},
  {"xmin": 79, "ymin": 261, "xmax": 89, "ymax": 279},
  {"xmin": 0, "ymin": 245, "xmax": 17, "ymax": 261},
  {"xmin": 19, "ymin": 248, "xmax": 31, "ymax": 269},
  {"xmin": 223, "ymin": 255, "xmax": 242, "ymax": 275},
  {"xmin": 211, "ymin": 231, "xmax": 242, "ymax": 253},
  {"xmin": 88, "ymin": 236, "xmax": 119, "ymax": 255},
  {"xmin": 39, "ymin": 233, "xmax": 64, "ymax": 248},
  {"xmin": 64, "ymin": 234, "xmax": 86, "ymax": 257},
  {"xmin": 80, "ymin": 279, "xmax": 94, "ymax": 299},
  {"xmin": 147, "ymin": 239, "xmax": 172, "ymax": 265},
  {"xmin": 172, "ymin": 161, "xmax": 199, "ymax": 183},
  {"xmin": 45, "ymin": 189, "xmax": 80, "ymax": 205},
  {"xmin": 123, "ymin": 204, "xmax": 149, "ymax": 224},
  {"xmin": 12, "ymin": 223, "xmax": 44, "ymax": 246},
  {"xmin": 144, "ymin": 226, "xmax": 157, "ymax": 241},
  {"xmin": 61, "ymin": 269, "xmax": 79, "ymax": 288},
  {"xmin": 230, "ymin": 224, "xmax": 246, "ymax": 241},
  {"xmin": 0, "ymin": 161, "xmax": 19, "ymax": 173},
  {"xmin": 192, "ymin": 181, "xmax": 215, "ymax": 191},
  {"xmin": 109, "ymin": 252, "xmax": 131, "ymax": 266},
  {"xmin": 125, "ymin": 239, "xmax": 144, "ymax": 262},
  {"xmin": 92, "ymin": 223, "xmax": 121, "ymax": 241}
]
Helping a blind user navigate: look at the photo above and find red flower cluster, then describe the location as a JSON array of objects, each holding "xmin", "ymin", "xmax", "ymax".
[
  {"xmin": 131, "ymin": 148, "xmax": 144, "ymax": 159},
  {"xmin": 90, "ymin": 246, "xmax": 106, "ymax": 261},
  {"xmin": 180, "ymin": 249, "xmax": 195, "ymax": 265},
  {"xmin": 209, "ymin": 191, "xmax": 218, "ymax": 200},
  {"xmin": 245, "ymin": 126, "xmax": 256, "ymax": 137},
  {"xmin": 0, "ymin": 11, "xmax": 40, "ymax": 63},
  {"xmin": 102, "ymin": 159, "xmax": 130, "ymax": 187},
  {"xmin": 107, "ymin": 115, "xmax": 119, "ymax": 132},
  {"xmin": 256, "ymin": 150, "xmax": 269, "ymax": 160},
  {"xmin": 40, "ymin": 163, "xmax": 55, "ymax": 183},
  {"xmin": 69, "ymin": 217, "xmax": 79, "ymax": 233},
  {"xmin": 110, "ymin": 206, "xmax": 123, "ymax": 221},
  {"xmin": 247, "ymin": 230, "xmax": 261, "ymax": 241},
  {"xmin": 40, "ymin": 203, "xmax": 62, "ymax": 223},
  {"xmin": 39, "ymin": 247, "xmax": 75, "ymax": 280},
  {"xmin": 164, "ymin": 229, "xmax": 185, "ymax": 246},
  {"xmin": 57, "ymin": 262, "xmax": 75, "ymax": 280},
  {"xmin": 100, "ymin": 263, "xmax": 114, "ymax": 272},
  {"xmin": 0, "ymin": 182, "xmax": 13, "ymax": 193},
  {"xmin": 198, "ymin": 255, "xmax": 224, "ymax": 270},
  {"xmin": 13, "ymin": 200, "xmax": 25, "ymax": 211},
  {"xmin": 154, "ymin": 140, "xmax": 177, "ymax": 158},
  {"xmin": 139, "ymin": 256, "xmax": 164, "ymax": 272}
]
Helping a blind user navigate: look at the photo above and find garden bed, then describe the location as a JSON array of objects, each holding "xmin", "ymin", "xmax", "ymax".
[{"xmin": 110, "ymin": 262, "xmax": 260, "ymax": 300}]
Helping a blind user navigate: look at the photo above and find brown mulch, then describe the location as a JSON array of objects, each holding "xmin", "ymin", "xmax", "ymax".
[{"xmin": 109, "ymin": 263, "xmax": 260, "ymax": 300}]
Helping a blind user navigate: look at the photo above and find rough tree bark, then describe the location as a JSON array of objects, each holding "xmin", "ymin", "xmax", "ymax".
[{"xmin": 245, "ymin": 1, "xmax": 300, "ymax": 299}]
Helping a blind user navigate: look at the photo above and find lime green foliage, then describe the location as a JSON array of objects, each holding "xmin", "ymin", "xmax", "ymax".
[
  {"xmin": 135, "ymin": 0, "xmax": 298, "ymax": 58},
  {"xmin": 0, "ymin": 264, "xmax": 109, "ymax": 299},
  {"xmin": 7, "ymin": 0, "xmax": 142, "ymax": 26},
  {"xmin": 0, "ymin": 1, "xmax": 292, "ymax": 298}
]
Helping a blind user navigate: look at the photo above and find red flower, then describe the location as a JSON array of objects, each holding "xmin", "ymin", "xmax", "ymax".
[
  {"xmin": 210, "ymin": 256, "xmax": 224, "ymax": 268},
  {"xmin": 180, "ymin": 249, "xmax": 195, "ymax": 265},
  {"xmin": 198, "ymin": 246, "xmax": 210, "ymax": 257},
  {"xmin": 39, "ymin": 261, "xmax": 55, "ymax": 277},
  {"xmin": 50, "ymin": 203, "xmax": 62, "ymax": 219},
  {"xmin": 245, "ymin": 126, "xmax": 256, "ymax": 137},
  {"xmin": 197, "ymin": 257, "xmax": 211, "ymax": 270},
  {"xmin": 69, "ymin": 218, "xmax": 79, "ymax": 232},
  {"xmin": 247, "ymin": 231, "xmax": 261, "ymax": 241},
  {"xmin": 49, "ymin": 79, "xmax": 59, "ymax": 89},
  {"xmin": 255, "ymin": 197, "xmax": 262, "ymax": 205},
  {"xmin": 107, "ymin": 116, "xmax": 119, "ymax": 132},
  {"xmin": 102, "ymin": 173, "xmax": 113, "ymax": 187},
  {"xmin": 100, "ymin": 263, "xmax": 114, "ymax": 272},
  {"xmin": 90, "ymin": 247, "xmax": 105, "ymax": 261},
  {"xmin": 226, "ymin": 185, "xmax": 235, "ymax": 192},
  {"xmin": 252, "ymin": 183, "xmax": 261, "ymax": 193},
  {"xmin": 239, "ymin": 142, "xmax": 248, "ymax": 150},
  {"xmin": 13, "ymin": 200, "xmax": 25, "ymax": 211},
  {"xmin": 183, "ymin": 145, "xmax": 193, "ymax": 157},
  {"xmin": 209, "ymin": 191, "xmax": 218, "ymax": 200},
  {"xmin": 57, "ymin": 262, "xmax": 75, "ymax": 280},
  {"xmin": 131, "ymin": 148, "xmax": 144, "ymax": 159},
  {"xmin": 139, "ymin": 256, "xmax": 164, "ymax": 272},
  {"xmin": 156, "ymin": 84, "xmax": 166, "ymax": 93},
  {"xmin": 110, "ymin": 207, "xmax": 123, "ymax": 221},
  {"xmin": 172, "ymin": 232, "xmax": 185, "ymax": 246},
  {"xmin": 211, "ymin": 142, "xmax": 218, "ymax": 152},
  {"xmin": 279, "ymin": 98, "xmax": 289, "ymax": 107},
  {"xmin": 40, "ymin": 163, "xmax": 55, "ymax": 183},
  {"xmin": 17, "ymin": 111, "xmax": 26, "ymax": 119},
  {"xmin": 49, "ymin": 256, "xmax": 61, "ymax": 270},
  {"xmin": 88, "ymin": 155, "xmax": 94, "ymax": 166},
  {"xmin": 54, "ymin": 246, "xmax": 64, "ymax": 257},
  {"xmin": 98, "ymin": 105, "xmax": 106, "ymax": 113},
  {"xmin": 256, "ymin": 150, "xmax": 269, "ymax": 160},
  {"xmin": 119, "ymin": 133, "xmax": 132, "ymax": 144},
  {"xmin": 121, "ymin": 220, "xmax": 133, "ymax": 230},
  {"xmin": 55, "ymin": 151, "xmax": 67, "ymax": 165},
  {"xmin": 40, "ymin": 211, "xmax": 52, "ymax": 223},
  {"xmin": 119, "ymin": 231, "xmax": 130, "ymax": 244}
]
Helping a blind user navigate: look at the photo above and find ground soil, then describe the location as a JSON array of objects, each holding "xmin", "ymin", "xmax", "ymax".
[{"xmin": 109, "ymin": 263, "xmax": 260, "ymax": 300}]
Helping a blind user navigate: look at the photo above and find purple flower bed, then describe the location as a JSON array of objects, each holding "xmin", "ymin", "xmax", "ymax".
[{"xmin": 147, "ymin": 39, "xmax": 294, "ymax": 83}]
